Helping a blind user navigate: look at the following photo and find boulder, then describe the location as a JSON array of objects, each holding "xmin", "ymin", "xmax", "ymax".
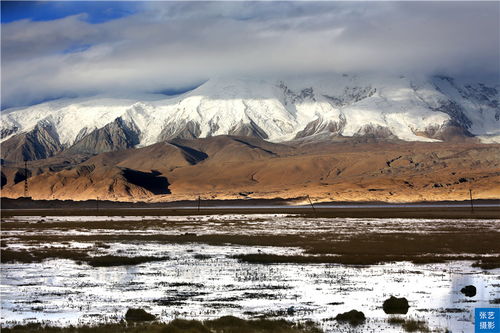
[
  {"xmin": 460, "ymin": 285, "xmax": 476, "ymax": 297},
  {"xmin": 335, "ymin": 309, "xmax": 366, "ymax": 326},
  {"xmin": 125, "ymin": 308, "xmax": 156, "ymax": 321},
  {"xmin": 383, "ymin": 296, "xmax": 409, "ymax": 314}
]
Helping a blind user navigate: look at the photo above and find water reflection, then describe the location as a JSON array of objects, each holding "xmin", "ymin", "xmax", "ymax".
[
  {"xmin": 1, "ymin": 242, "xmax": 498, "ymax": 332},
  {"xmin": 1, "ymin": 215, "xmax": 499, "ymax": 332}
]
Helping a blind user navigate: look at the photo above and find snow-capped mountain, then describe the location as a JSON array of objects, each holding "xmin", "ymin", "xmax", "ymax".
[{"xmin": 1, "ymin": 74, "xmax": 499, "ymax": 161}]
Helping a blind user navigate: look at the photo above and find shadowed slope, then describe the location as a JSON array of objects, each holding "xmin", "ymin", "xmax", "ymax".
[
  {"xmin": 1, "ymin": 122, "xmax": 62, "ymax": 161},
  {"xmin": 121, "ymin": 169, "xmax": 170, "ymax": 195}
]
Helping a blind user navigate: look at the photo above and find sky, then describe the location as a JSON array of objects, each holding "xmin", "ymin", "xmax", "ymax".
[{"xmin": 1, "ymin": 1, "xmax": 499, "ymax": 109}]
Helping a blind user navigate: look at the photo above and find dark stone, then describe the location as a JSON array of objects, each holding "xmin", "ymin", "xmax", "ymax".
[
  {"xmin": 383, "ymin": 296, "xmax": 410, "ymax": 314},
  {"xmin": 125, "ymin": 308, "xmax": 156, "ymax": 321},
  {"xmin": 461, "ymin": 285, "xmax": 476, "ymax": 297},
  {"xmin": 335, "ymin": 309, "xmax": 366, "ymax": 326}
]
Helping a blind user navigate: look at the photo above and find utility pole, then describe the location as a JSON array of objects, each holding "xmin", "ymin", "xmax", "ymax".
[
  {"xmin": 24, "ymin": 160, "xmax": 28, "ymax": 198},
  {"xmin": 96, "ymin": 196, "xmax": 99, "ymax": 212},
  {"xmin": 307, "ymin": 195, "xmax": 317, "ymax": 217},
  {"xmin": 469, "ymin": 189, "xmax": 474, "ymax": 212},
  {"xmin": 197, "ymin": 195, "xmax": 201, "ymax": 212}
]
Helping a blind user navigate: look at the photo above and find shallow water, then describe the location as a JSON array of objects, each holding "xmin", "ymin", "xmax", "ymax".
[
  {"xmin": 1, "ymin": 215, "xmax": 499, "ymax": 332},
  {"xmin": 2, "ymin": 214, "xmax": 498, "ymax": 237}
]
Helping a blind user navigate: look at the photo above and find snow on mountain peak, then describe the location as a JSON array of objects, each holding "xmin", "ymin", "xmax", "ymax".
[{"xmin": 1, "ymin": 74, "xmax": 499, "ymax": 156}]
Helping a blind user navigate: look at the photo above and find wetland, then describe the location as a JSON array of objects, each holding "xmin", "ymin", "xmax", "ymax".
[{"xmin": 1, "ymin": 213, "xmax": 499, "ymax": 332}]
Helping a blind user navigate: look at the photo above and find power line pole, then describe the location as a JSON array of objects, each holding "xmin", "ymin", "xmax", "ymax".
[
  {"xmin": 197, "ymin": 195, "xmax": 201, "ymax": 212},
  {"xmin": 469, "ymin": 189, "xmax": 473, "ymax": 211},
  {"xmin": 307, "ymin": 195, "xmax": 317, "ymax": 217},
  {"xmin": 24, "ymin": 160, "xmax": 28, "ymax": 198}
]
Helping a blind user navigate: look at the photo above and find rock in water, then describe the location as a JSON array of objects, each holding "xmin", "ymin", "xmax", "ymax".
[
  {"xmin": 460, "ymin": 285, "xmax": 477, "ymax": 297},
  {"xmin": 335, "ymin": 309, "xmax": 366, "ymax": 326},
  {"xmin": 383, "ymin": 296, "xmax": 410, "ymax": 314},
  {"xmin": 125, "ymin": 308, "xmax": 156, "ymax": 321}
]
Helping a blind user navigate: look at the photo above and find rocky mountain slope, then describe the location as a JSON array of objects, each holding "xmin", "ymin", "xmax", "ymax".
[
  {"xmin": 1, "ymin": 136, "xmax": 499, "ymax": 202},
  {"xmin": 1, "ymin": 74, "xmax": 499, "ymax": 162}
]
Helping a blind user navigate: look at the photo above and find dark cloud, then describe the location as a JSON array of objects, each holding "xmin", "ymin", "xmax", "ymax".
[{"xmin": 1, "ymin": 1, "xmax": 499, "ymax": 108}]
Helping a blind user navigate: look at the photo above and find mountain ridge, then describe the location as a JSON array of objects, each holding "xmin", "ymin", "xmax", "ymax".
[{"xmin": 1, "ymin": 74, "xmax": 499, "ymax": 162}]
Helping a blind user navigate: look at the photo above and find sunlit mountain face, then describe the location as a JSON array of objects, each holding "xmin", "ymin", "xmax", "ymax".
[{"xmin": 1, "ymin": 74, "xmax": 499, "ymax": 162}]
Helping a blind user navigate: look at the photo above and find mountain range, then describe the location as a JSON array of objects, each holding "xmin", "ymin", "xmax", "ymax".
[
  {"xmin": 1, "ymin": 74, "xmax": 499, "ymax": 203},
  {"xmin": 1, "ymin": 74, "xmax": 499, "ymax": 162}
]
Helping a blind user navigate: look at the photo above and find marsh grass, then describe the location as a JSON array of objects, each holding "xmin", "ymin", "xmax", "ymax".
[
  {"xmin": 0, "ymin": 249, "xmax": 169, "ymax": 267},
  {"xmin": 402, "ymin": 319, "xmax": 431, "ymax": 333},
  {"xmin": 87, "ymin": 255, "xmax": 170, "ymax": 267},
  {"xmin": 388, "ymin": 317, "xmax": 431, "ymax": 333},
  {"xmin": 233, "ymin": 253, "xmax": 498, "ymax": 266},
  {"xmin": 0, "ymin": 248, "xmax": 89, "ymax": 264},
  {"xmin": 0, "ymin": 316, "xmax": 323, "ymax": 333},
  {"xmin": 471, "ymin": 256, "xmax": 500, "ymax": 269},
  {"xmin": 2, "ymin": 217, "xmax": 499, "ymax": 267}
]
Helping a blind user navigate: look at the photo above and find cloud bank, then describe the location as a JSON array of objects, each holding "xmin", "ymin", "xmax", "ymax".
[{"xmin": 1, "ymin": 1, "xmax": 499, "ymax": 108}]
